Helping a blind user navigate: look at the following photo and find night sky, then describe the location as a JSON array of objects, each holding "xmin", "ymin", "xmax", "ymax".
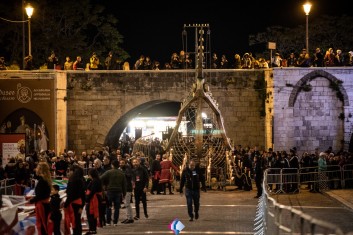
[{"xmin": 100, "ymin": 0, "xmax": 353, "ymax": 63}]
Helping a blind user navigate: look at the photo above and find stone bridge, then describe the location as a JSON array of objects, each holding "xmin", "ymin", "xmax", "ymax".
[
  {"xmin": 65, "ymin": 69, "xmax": 269, "ymax": 153},
  {"xmin": 1, "ymin": 68, "xmax": 353, "ymax": 155}
]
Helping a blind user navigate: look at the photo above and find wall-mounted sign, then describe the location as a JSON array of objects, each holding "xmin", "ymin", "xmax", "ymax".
[{"xmin": 0, "ymin": 79, "xmax": 55, "ymax": 153}]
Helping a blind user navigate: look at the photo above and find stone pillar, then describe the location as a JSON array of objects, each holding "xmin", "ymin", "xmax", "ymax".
[{"xmin": 55, "ymin": 71, "xmax": 67, "ymax": 154}]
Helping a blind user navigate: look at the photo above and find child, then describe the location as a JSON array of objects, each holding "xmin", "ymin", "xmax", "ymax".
[
  {"xmin": 50, "ymin": 184, "xmax": 62, "ymax": 235},
  {"xmin": 99, "ymin": 190, "xmax": 107, "ymax": 227}
]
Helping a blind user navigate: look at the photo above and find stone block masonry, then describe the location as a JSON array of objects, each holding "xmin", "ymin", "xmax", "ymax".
[{"xmin": 65, "ymin": 70, "xmax": 267, "ymax": 152}]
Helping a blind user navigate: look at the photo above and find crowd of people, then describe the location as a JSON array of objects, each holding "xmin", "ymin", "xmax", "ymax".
[
  {"xmin": 0, "ymin": 146, "xmax": 198, "ymax": 234},
  {"xmin": 231, "ymin": 145, "xmax": 353, "ymax": 198},
  {"xmin": 1, "ymin": 46, "xmax": 353, "ymax": 71},
  {"xmin": 2, "ymin": 141, "xmax": 353, "ymax": 233}
]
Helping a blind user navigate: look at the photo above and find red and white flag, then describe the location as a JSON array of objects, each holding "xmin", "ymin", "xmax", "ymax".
[{"xmin": 0, "ymin": 206, "xmax": 19, "ymax": 235}]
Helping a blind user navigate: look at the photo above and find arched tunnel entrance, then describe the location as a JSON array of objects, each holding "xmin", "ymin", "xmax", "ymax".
[{"xmin": 104, "ymin": 100, "xmax": 181, "ymax": 149}]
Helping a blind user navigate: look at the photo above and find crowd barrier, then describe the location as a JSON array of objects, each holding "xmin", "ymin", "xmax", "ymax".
[
  {"xmin": 266, "ymin": 164, "xmax": 353, "ymax": 194},
  {"xmin": 254, "ymin": 168, "xmax": 348, "ymax": 235},
  {"xmin": 1, "ymin": 178, "xmax": 17, "ymax": 195}
]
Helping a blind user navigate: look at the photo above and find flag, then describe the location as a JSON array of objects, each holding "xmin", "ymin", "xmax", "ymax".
[
  {"xmin": 52, "ymin": 178, "xmax": 68, "ymax": 191},
  {"xmin": 0, "ymin": 205, "xmax": 19, "ymax": 235}
]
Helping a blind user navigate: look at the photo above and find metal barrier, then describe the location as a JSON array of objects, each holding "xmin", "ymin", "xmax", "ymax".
[
  {"xmin": 0, "ymin": 178, "xmax": 16, "ymax": 195},
  {"xmin": 266, "ymin": 164, "xmax": 353, "ymax": 195},
  {"xmin": 341, "ymin": 164, "xmax": 353, "ymax": 189},
  {"xmin": 267, "ymin": 168, "xmax": 300, "ymax": 194},
  {"xmin": 254, "ymin": 169, "xmax": 346, "ymax": 235}
]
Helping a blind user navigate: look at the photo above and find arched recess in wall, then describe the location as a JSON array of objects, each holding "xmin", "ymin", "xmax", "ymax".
[
  {"xmin": 288, "ymin": 70, "xmax": 349, "ymax": 107},
  {"xmin": 104, "ymin": 100, "xmax": 181, "ymax": 149},
  {"xmin": 1, "ymin": 108, "xmax": 47, "ymax": 153}
]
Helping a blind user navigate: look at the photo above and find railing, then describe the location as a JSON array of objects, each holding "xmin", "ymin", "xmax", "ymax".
[
  {"xmin": 266, "ymin": 164, "xmax": 353, "ymax": 194},
  {"xmin": 254, "ymin": 168, "xmax": 346, "ymax": 235},
  {"xmin": 0, "ymin": 178, "xmax": 16, "ymax": 195}
]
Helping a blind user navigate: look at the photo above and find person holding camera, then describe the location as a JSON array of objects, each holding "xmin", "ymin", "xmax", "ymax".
[
  {"xmin": 0, "ymin": 56, "xmax": 7, "ymax": 70},
  {"xmin": 179, "ymin": 159, "xmax": 206, "ymax": 222},
  {"xmin": 89, "ymin": 52, "xmax": 100, "ymax": 70}
]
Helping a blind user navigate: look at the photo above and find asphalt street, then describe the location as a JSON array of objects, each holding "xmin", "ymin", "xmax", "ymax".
[{"xmin": 91, "ymin": 186, "xmax": 353, "ymax": 235}]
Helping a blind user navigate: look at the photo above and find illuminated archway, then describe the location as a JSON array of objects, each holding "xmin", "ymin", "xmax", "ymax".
[{"xmin": 104, "ymin": 100, "xmax": 180, "ymax": 149}]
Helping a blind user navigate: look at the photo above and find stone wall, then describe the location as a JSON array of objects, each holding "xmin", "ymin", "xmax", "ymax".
[
  {"xmin": 272, "ymin": 68, "xmax": 353, "ymax": 154},
  {"xmin": 66, "ymin": 70, "xmax": 268, "ymax": 153},
  {"xmin": 3, "ymin": 68, "xmax": 352, "ymax": 155}
]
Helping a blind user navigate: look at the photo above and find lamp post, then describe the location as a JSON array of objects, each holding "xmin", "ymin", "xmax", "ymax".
[
  {"xmin": 25, "ymin": 3, "xmax": 34, "ymax": 56},
  {"xmin": 303, "ymin": 2, "xmax": 312, "ymax": 53}
]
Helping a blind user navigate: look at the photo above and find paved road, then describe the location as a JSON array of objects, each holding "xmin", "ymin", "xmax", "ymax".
[
  {"xmin": 95, "ymin": 189, "xmax": 258, "ymax": 234},
  {"xmin": 91, "ymin": 186, "xmax": 353, "ymax": 235},
  {"xmin": 270, "ymin": 188, "xmax": 353, "ymax": 234}
]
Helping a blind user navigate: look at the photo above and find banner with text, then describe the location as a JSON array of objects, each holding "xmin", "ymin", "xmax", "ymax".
[{"xmin": 0, "ymin": 78, "xmax": 55, "ymax": 152}]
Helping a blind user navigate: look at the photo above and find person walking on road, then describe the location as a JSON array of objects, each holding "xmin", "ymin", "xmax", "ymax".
[
  {"xmin": 179, "ymin": 159, "xmax": 206, "ymax": 221},
  {"xmin": 132, "ymin": 157, "xmax": 150, "ymax": 220},
  {"xmin": 159, "ymin": 154, "xmax": 179, "ymax": 195},
  {"xmin": 100, "ymin": 160, "xmax": 127, "ymax": 226},
  {"xmin": 119, "ymin": 159, "xmax": 134, "ymax": 224}
]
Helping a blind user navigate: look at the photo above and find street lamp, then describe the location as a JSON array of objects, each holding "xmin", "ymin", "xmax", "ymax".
[
  {"xmin": 25, "ymin": 3, "xmax": 34, "ymax": 56},
  {"xmin": 303, "ymin": 2, "xmax": 312, "ymax": 53}
]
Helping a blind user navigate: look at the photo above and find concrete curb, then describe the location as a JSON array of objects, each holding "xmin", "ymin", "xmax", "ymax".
[{"xmin": 324, "ymin": 190, "xmax": 353, "ymax": 211}]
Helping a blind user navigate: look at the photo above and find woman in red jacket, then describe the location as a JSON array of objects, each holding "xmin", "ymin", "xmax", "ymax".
[{"xmin": 159, "ymin": 154, "xmax": 179, "ymax": 194}]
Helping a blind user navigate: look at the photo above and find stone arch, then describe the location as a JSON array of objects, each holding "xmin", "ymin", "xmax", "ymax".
[
  {"xmin": 104, "ymin": 99, "xmax": 181, "ymax": 149},
  {"xmin": 1, "ymin": 108, "xmax": 47, "ymax": 153},
  {"xmin": 288, "ymin": 70, "xmax": 349, "ymax": 107}
]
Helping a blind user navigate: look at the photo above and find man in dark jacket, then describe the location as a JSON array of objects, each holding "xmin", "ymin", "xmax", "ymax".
[
  {"xmin": 132, "ymin": 158, "xmax": 149, "ymax": 220},
  {"xmin": 150, "ymin": 154, "xmax": 162, "ymax": 194},
  {"xmin": 119, "ymin": 159, "xmax": 134, "ymax": 224},
  {"xmin": 100, "ymin": 160, "xmax": 126, "ymax": 226},
  {"xmin": 254, "ymin": 155, "xmax": 264, "ymax": 198},
  {"xmin": 179, "ymin": 159, "xmax": 206, "ymax": 221}
]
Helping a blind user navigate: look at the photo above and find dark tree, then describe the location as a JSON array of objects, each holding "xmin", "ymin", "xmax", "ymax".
[
  {"xmin": 249, "ymin": 15, "xmax": 353, "ymax": 59},
  {"xmin": 0, "ymin": 0, "xmax": 129, "ymax": 69}
]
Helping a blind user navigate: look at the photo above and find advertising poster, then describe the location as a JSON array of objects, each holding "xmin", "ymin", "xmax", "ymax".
[
  {"xmin": 0, "ymin": 134, "xmax": 26, "ymax": 167},
  {"xmin": 0, "ymin": 78, "xmax": 55, "ymax": 153}
]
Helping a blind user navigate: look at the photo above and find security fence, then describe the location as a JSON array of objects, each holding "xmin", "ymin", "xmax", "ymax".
[
  {"xmin": 266, "ymin": 164, "xmax": 353, "ymax": 194},
  {"xmin": 254, "ymin": 189, "xmax": 345, "ymax": 235},
  {"xmin": 0, "ymin": 178, "xmax": 16, "ymax": 195},
  {"xmin": 254, "ymin": 164, "xmax": 353, "ymax": 235}
]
